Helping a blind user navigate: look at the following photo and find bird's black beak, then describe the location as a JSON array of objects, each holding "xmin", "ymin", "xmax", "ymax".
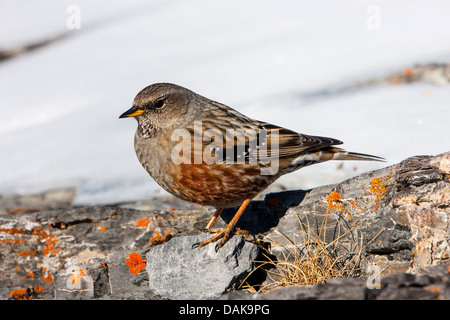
[{"xmin": 119, "ymin": 106, "xmax": 145, "ymax": 119}]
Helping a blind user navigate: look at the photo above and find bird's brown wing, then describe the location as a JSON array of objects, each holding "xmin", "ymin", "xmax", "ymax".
[
  {"xmin": 178, "ymin": 102, "xmax": 382, "ymax": 175},
  {"xmin": 256, "ymin": 122, "xmax": 344, "ymax": 171},
  {"xmin": 258, "ymin": 122, "xmax": 384, "ymax": 170},
  {"xmin": 182, "ymin": 104, "xmax": 342, "ymax": 170},
  {"xmin": 259, "ymin": 122, "xmax": 342, "ymax": 155},
  {"xmin": 183, "ymin": 118, "xmax": 261, "ymax": 166}
]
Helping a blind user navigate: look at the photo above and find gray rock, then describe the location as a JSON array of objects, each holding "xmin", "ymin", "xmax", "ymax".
[
  {"xmin": 0, "ymin": 151, "xmax": 448, "ymax": 300},
  {"xmin": 223, "ymin": 262, "xmax": 450, "ymax": 300},
  {"xmin": 146, "ymin": 234, "xmax": 259, "ymax": 299}
]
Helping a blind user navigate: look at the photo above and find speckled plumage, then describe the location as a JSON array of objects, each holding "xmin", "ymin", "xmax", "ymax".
[{"xmin": 120, "ymin": 83, "xmax": 383, "ymax": 249}]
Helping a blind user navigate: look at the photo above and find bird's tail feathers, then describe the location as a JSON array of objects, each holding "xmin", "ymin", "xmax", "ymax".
[
  {"xmin": 288, "ymin": 147, "xmax": 384, "ymax": 173},
  {"xmin": 329, "ymin": 148, "xmax": 385, "ymax": 162}
]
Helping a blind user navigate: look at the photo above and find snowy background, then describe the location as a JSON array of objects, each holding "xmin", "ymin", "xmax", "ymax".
[{"xmin": 1, "ymin": 0, "xmax": 449, "ymax": 204}]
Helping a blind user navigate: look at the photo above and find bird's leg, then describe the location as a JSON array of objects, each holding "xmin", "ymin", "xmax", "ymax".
[
  {"xmin": 193, "ymin": 198, "xmax": 252, "ymax": 251},
  {"xmin": 203, "ymin": 208, "xmax": 223, "ymax": 231}
]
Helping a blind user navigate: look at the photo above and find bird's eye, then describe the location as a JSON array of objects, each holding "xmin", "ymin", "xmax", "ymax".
[{"xmin": 154, "ymin": 99, "xmax": 165, "ymax": 109}]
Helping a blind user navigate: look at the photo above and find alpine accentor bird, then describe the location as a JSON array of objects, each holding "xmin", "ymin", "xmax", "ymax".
[{"xmin": 120, "ymin": 83, "xmax": 383, "ymax": 250}]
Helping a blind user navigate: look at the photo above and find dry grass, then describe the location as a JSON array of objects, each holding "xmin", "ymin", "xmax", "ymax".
[{"xmin": 241, "ymin": 197, "xmax": 384, "ymax": 294}]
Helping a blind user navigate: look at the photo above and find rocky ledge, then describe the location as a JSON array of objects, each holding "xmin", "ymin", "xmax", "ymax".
[{"xmin": 0, "ymin": 151, "xmax": 449, "ymax": 300}]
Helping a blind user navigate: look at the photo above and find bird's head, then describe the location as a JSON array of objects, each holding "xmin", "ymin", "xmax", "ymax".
[{"xmin": 119, "ymin": 83, "xmax": 199, "ymax": 138}]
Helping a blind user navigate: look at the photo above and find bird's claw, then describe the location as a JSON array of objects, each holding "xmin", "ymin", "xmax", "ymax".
[{"xmin": 193, "ymin": 227, "xmax": 249, "ymax": 250}]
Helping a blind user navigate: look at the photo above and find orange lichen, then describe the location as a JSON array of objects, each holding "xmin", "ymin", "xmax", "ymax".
[
  {"xmin": 70, "ymin": 268, "xmax": 86, "ymax": 285},
  {"xmin": 18, "ymin": 249, "xmax": 37, "ymax": 256},
  {"xmin": 99, "ymin": 226, "xmax": 106, "ymax": 232},
  {"xmin": 32, "ymin": 227, "xmax": 48, "ymax": 241},
  {"xmin": 10, "ymin": 286, "xmax": 45, "ymax": 300},
  {"xmin": 10, "ymin": 288, "xmax": 28, "ymax": 300},
  {"xmin": 2, "ymin": 225, "xmax": 61, "ymax": 257},
  {"xmin": 149, "ymin": 230, "xmax": 172, "ymax": 246},
  {"xmin": 136, "ymin": 216, "xmax": 150, "ymax": 227},
  {"xmin": 28, "ymin": 271, "xmax": 35, "ymax": 279},
  {"xmin": 369, "ymin": 178, "xmax": 388, "ymax": 202},
  {"xmin": 327, "ymin": 190, "xmax": 343, "ymax": 211},
  {"xmin": 126, "ymin": 252, "xmax": 146, "ymax": 275},
  {"xmin": 33, "ymin": 286, "xmax": 45, "ymax": 294},
  {"xmin": 425, "ymin": 286, "xmax": 440, "ymax": 293},
  {"xmin": 41, "ymin": 268, "xmax": 54, "ymax": 284},
  {"xmin": 168, "ymin": 206, "xmax": 176, "ymax": 212},
  {"xmin": 1, "ymin": 239, "xmax": 28, "ymax": 245},
  {"xmin": 42, "ymin": 234, "xmax": 60, "ymax": 256},
  {"xmin": 404, "ymin": 68, "xmax": 414, "ymax": 77}
]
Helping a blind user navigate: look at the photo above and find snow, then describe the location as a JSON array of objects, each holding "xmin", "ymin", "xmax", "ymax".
[{"xmin": 1, "ymin": 0, "xmax": 449, "ymax": 204}]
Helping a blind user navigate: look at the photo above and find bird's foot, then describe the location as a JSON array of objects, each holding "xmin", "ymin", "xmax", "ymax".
[{"xmin": 192, "ymin": 227, "xmax": 249, "ymax": 251}]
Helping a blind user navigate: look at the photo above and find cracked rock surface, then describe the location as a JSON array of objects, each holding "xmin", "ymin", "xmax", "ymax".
[{"xmin": 0, "ymin": 151, "xmax": 449, "ymax": 299}]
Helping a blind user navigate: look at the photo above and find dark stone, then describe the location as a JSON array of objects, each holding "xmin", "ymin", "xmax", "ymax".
[{"xmin": 146, "ymin": 234, "xmax": 259, "ymax": 299}]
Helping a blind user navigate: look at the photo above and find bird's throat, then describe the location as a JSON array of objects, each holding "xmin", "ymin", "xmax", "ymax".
[{"xmin": 137, "ymin": 118, "xmax": 157, "ymax": 139}]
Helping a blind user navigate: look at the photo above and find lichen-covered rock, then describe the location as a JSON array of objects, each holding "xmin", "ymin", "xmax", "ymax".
[
  {"xmin": 0, "ymin": 151, "xmax": 448, "ymax": 299},
  {"xmin": 264, "ymin": 151, "xmax": 450, "ymax": 278},
  {"xmin": 0, "ymin": 205, "xmax": 213, "ymax": 299}
]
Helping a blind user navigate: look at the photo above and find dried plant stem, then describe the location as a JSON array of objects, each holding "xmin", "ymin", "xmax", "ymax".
[{"xmin": 241, "ymin": 204, "xmax": 386, "ymax": 294}]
